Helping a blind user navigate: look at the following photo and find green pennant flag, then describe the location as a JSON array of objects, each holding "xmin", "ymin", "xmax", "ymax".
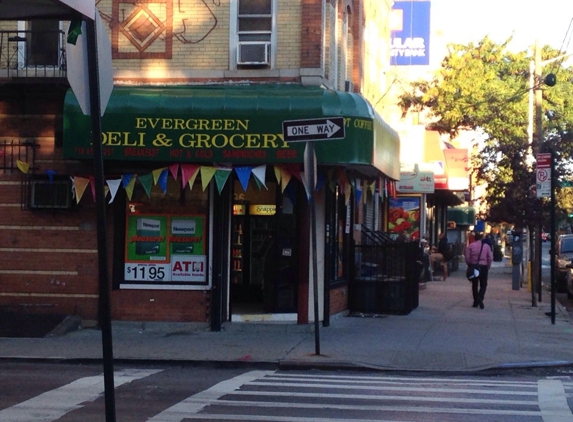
[
  {"xmin": 214, "ymin": 168, "xmax": 232, "ymax": 194},
  {"xmin": 139, "ymin": 173, "xmax": 153, "ymax": 198},
  {"xmin": 67, "ymin": 18, "xmax": 83, "ymax": 45}
]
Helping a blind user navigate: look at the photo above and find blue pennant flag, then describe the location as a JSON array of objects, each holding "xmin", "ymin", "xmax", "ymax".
[{"xmin": 235, "ymin": 166, "xmax": 252, "ymax": 192}]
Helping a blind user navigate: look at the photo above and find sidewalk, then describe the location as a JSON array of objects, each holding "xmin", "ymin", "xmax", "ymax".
[{"xmin": 1, "ymin": 258, "xmax": 573, "ymax": 372}]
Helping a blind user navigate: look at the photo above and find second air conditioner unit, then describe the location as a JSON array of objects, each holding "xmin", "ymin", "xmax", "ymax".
[
  {"xmin": 29, "ymin": 178, "xmax": 73, "ymax": 209},
  {"xmin": 237, "ymin": 42, "xmax": 270, "ymax": 65}
]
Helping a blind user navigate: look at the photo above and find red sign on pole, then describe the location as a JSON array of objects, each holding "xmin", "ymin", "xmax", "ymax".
[
  {"xmin": 537, "ymin": 153, "xmax": 551, "ymax": 168},
  {"xmin": 536, "ymin": 153, "xmax": 552, "ymax": 198}
]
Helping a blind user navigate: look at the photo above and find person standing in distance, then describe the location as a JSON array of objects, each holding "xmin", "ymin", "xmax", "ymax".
[
  {"xmin": 437, "ymin": 232, "xmax": 451, "ymax": 279},
  {"xmin": 464, "ymin": 232, "xmax": 493, "ymax": 309}
]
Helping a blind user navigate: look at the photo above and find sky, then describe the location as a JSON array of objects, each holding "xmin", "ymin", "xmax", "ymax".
[{"xmin": 431, "ymin": 0, "xmax": 573, "ymax": 56}]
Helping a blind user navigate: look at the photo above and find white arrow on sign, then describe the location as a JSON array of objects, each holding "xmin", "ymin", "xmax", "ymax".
[{"xmin": 286, "ymin": 119, "xmax": 342, "ymax": 138}]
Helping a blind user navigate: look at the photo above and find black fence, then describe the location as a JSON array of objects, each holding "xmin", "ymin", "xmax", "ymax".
[
  {"xmin": 351, "ymin": 241, "xmax": 420, "ymax": 315},
  {"xmin": 0, "ymin": 30, "xmax": 67, "ymax": 80}
]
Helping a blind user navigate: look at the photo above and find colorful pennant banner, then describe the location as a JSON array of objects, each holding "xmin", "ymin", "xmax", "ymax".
[{"xmin": 16, "ymin": 159, "xmax": 389, "ymax": 206}]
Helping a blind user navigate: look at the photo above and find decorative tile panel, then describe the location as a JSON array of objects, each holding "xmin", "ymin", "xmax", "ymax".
[{"xmin": 112, "ymin": 0, "xmax": 173, "ymax": 59}]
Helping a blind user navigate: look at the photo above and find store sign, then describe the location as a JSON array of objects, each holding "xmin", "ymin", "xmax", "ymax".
[
  {"xmin": 249, "ymin": 204, "xmax": 276, "ymax": 216},
  {"xmin": 397, "ymin": 168, "xmax": 434, "ymax": 193},
  {"xmin": 390, "ymin": 1, "xmax": 431, "ymax": 66},
  {"xmin": 62, "ymin": 87, "xmax": 399, "ymax": 176},
  {"xmin": 443, "ymin": 148, "xmax": 469, "ymax": 190},
  {"xmin": 123, "ymin": 214, "xmax": 208, "ymax": 288},
  {"xmin": 170, "ymin": 255, "xmax": 206, "ymax": 282}
]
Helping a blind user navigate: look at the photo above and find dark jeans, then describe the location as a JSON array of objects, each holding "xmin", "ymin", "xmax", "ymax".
[{"xmin": 471, "ymin": 265, "xmax": 489, "ymax": 303}]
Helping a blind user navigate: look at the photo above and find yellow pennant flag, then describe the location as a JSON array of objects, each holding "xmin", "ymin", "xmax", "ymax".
[
  {"xmin": 152, "ymin": 167, "xmax": 167, "ymax": 185},
  {"xmin": 274, "ymin": 165, "xmax": 282, "ymax": 184},
  {"xmin": 17, "ymin": 160, "xmax": 30, "ymax": 174},
  {"xmin": 124, "ymin": 175, "xmax": 137, "ymax": 200},
  {"xmin": 200, "ymin": 166, "xmax": 217, "ymax": 191},
  {"xmin": 73, "ymin": 176, "xmax": 90, "ymax": 204}
]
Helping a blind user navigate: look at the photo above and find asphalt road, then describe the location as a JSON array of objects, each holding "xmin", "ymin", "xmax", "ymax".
[{"xmin": 2, "ymin": 362, "xmax": 573, "ymax": 421}]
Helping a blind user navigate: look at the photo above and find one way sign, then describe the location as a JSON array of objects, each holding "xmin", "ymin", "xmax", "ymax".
[{"xmin": 282, "ymin": 117, "xmax": 345, "ymax": 142}]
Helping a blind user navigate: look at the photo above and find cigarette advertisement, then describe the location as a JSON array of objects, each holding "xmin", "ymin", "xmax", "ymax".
[{"xmin": 124, "ymin": 214, "xmax": 206, "ymax": 285}]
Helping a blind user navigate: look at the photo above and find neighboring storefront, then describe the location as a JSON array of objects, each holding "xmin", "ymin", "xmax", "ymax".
[{"xmin": 63, "ymin": 84, "xmax": 400, "ymax": 327}]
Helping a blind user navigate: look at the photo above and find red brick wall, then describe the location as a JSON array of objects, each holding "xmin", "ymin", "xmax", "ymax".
[
  {"xmin": 112, "ymin": 290, "xmax": 211, "ymax": 322},
  {"xmin": 329, "ymin": 284, "xmax": 348, "ymax": 315},
  {"xmin": 300, "ymin": 0, "xmax": 323, "ymax": 68},
  {"xmin": 0, "ymin": 86, "xmax": 210, "ymax": 323}
]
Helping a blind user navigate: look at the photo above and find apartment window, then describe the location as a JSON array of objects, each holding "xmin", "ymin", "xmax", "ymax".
[
  {"xmin": 233, "ymin": 0, "xmax": 275, "ymax": 68},
  {"xmin": 17, "ymin": 20, "xmax": 62, "ymax": 67}
]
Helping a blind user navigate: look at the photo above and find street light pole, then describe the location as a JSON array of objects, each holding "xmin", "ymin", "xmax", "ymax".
[{"xmin": 532, "ymin": 40, "xmax": 570, "ymax": 324}]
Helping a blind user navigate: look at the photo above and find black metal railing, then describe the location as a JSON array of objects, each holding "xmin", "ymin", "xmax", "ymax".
[
  {"xmin": 0, "ymin": 30, "xmax": 67, "ymax": 79},
  {"xmin": 361, "ymin": 224, "xmax": 396, "ymax": 245},
  {"xmin": 0, "ymin": 139, "xmax": 37, "ymax": 174}
]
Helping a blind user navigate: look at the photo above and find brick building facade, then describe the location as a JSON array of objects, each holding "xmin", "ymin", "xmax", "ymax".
[{"xmin": 0, "ymin": 0, "xmax": 399, "ymax": 328}]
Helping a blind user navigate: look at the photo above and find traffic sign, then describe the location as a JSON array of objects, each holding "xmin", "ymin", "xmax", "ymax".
[
  {"xmin": 282, "ymin": 117, "xmax": 345, "ymax": 142},
  {"xmin": 537, "ymin": 153, "xmax": 551, "ymax": 168},
  {"xmin": 536, "ymin": 153, "xmax": 552, "ymax": 198}
]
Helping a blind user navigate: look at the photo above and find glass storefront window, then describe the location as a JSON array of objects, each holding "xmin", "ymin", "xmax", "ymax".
[{"xmin": 120, "ymin": 174, "xmax": 210, "ymax": 290}]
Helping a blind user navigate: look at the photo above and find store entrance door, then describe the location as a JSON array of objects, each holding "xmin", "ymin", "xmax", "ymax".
[{"xmin": 230, "ymin": 179, "xmax": 298, "ymax": 319}]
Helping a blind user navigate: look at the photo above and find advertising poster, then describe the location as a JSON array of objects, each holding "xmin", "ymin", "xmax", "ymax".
[
  {"xmin": 124, "ymin": 214, "xmax": 206, "ymax": 284},
  {"xmin": 388, "ymin": 196, "xmax": 421, "ymax": 240}
]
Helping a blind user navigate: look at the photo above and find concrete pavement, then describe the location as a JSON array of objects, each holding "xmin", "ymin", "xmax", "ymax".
[{"xmin": 2, "ymin": 258, "xmax": 573, "ymax": 372}]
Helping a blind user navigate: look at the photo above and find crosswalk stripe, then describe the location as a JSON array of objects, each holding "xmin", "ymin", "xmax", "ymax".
[
  {"xmin": 538, "ymin": 379, "xmax": 573, "ymax": 422},
  {"xmin": 263, "ymin": 374, "xmax": 537, "ymax": 388},
  {"xmin": 269, "ymin": 373, "xmax": 539, "ymax": 387},
  {"xmin": 247, "ymin": 380, "xmax": 538, "ymax": 395},
  {"xmin": 229, "ymin": 389, "xmax": 537, "ymax": 405},
  {"xmin": 160, "ymin": 414, "xmax": 512, "ymax": 422},
  {"xmin": 147, "ymin": 370, "xmax": 274, "ymax": 422},
  {"xmin": 202, "ymin": 398, "xmax": 542, "ymax": 416},
  {"xmin": 0, "ymin": 368, "xmax": 161, "ymax": 422}
]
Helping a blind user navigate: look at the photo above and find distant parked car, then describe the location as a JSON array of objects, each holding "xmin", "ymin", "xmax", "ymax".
[
  {"xmin": 541, "ymin": 232, "xmax": 550, "ymax": 242},
  {"xmin": 555, "ymin": 234, "xmax": 573, "ymax": 293}
]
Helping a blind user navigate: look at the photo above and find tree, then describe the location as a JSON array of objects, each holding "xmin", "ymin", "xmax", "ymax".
[{"xmin": 398, "ymin": 36, "xmax": 573, "ymax": 229}]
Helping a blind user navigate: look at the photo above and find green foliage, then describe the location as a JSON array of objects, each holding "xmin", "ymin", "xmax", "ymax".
[{"xmin": 399, "ymin": 36, "xmax": 573, "ymax": 228}]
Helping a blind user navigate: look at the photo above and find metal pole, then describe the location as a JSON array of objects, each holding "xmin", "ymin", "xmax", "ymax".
[
  {"xmin": 305, "ymin": 142, "xmax": 321, "ymax": 355},
  {"xmin": 550, "ymin": 149, "xmax": 556, "ymax": 324},
  {"xmin": 86, "ymin": 18, "xmax": 116, "ymax": 421},
  {"xmin": 534, "ymin": 40, "xmax": 543, "ymax": 305}
]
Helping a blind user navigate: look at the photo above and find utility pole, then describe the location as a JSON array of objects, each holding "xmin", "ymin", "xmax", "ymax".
[
  {"xmin": 531, "ymin": 39, "xmax": 542, "ymax": 306},
  {"xmin": 532, "ymin": 39, "xmax": 564, "ymax": 324}
]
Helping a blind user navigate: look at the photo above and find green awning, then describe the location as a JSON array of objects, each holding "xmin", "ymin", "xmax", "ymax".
[
  {"xmin": 447, "ymin": 206, "xmax": 476, "ymax": 225},
  {"xmin": 63, "ymin": 85, "xmax": 400, "ymax": 179}
]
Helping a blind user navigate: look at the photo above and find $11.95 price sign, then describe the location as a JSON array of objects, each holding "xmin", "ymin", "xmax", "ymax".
[{"xmin": 125, "ymin": 263, "xmax": 169, "ymax": 281}]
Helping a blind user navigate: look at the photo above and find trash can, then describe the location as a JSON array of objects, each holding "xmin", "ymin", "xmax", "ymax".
[{"xmin": 493, "ymin": 244, "xmax": 503, "ymax": 261}]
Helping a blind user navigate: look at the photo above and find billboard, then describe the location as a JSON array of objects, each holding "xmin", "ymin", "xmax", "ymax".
[{"xmin": 390, "ymin": 1, "xmax": 431, "ymax": 66}]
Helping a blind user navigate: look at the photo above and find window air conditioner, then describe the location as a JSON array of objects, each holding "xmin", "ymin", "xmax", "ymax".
[
  {"xmin": 345, "ymin": 80, "xmax": 354, "ymax": 92},
  {"xmin": 237, "ymin": 42, "xmax": 270, "ymax": 65},
  {"xmin": 30, "ymin": 179, "xmax": 72, "ymax": 209}
]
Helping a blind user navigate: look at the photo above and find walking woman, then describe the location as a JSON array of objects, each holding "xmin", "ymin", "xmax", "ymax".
[{"xmin": 464, "ymin": 232, "xmax": 493, "ymax": 309}]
